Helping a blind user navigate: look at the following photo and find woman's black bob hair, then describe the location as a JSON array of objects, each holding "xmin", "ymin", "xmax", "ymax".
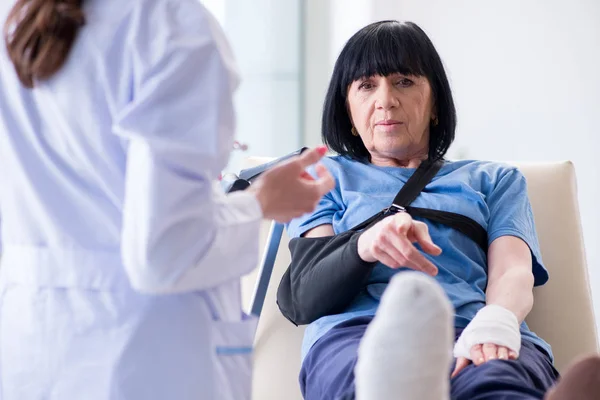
[{"xmin": 322, "ymin": 21, "xmax": 456, "ymax": 162}]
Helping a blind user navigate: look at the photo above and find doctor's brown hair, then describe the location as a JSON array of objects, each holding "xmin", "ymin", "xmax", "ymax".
[{"xmin": 3, "ymin": 0, "xmax": 85, "ymax": 88}]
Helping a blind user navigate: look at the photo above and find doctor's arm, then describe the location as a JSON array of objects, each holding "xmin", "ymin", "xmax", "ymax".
[{"xmin": 114, "ymin": 1, "xmax": 331, "ymax": 294}]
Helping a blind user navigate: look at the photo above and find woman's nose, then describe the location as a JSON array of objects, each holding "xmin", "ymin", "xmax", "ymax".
[{"xmin": 375, "ymin": 84, "xmax": 399, "ymax": 110}]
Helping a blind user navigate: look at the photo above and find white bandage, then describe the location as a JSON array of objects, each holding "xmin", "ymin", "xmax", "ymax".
[
  {"xmin": 453, "ymin": 304, "xmax": 521, "ymax": 360},
  {"xmin": 355, "ymin": 273, "xmax": 453, "ymax": 400}
]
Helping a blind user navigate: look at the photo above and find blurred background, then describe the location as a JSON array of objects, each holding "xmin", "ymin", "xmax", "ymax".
[{"xmin": 202, "ymin": 0, "xmax": 600, "ymax": 335}]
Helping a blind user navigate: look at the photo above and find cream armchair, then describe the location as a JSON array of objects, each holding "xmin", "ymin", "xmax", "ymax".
[{"xmin": 240, "ymin": 159, "xmax": 598, "ymax": 400}]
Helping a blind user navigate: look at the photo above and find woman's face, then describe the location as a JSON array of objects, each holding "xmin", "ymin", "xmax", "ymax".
[{"xmin": 347, "ymin": 73, "xmax": 435, "ymax": 166}]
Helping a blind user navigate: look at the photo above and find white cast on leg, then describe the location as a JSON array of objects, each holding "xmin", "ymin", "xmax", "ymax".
[{"xmin": 355, "ymin": 272, "xmax": 454, "ymax": 400}]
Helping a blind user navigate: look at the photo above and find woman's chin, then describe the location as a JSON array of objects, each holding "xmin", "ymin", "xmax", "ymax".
[{"xmin": 373, "ymin": 139, "xmax": 411, "ymax": 153}]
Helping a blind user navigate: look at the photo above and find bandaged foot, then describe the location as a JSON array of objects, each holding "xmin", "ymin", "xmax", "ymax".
[
  {"xmin": 453, "ymin": 304, "xmax": 521, "ymax": 361},
  {"xmin": 355, "ymin": 272, "xmax": 454, "ymax": 400}
]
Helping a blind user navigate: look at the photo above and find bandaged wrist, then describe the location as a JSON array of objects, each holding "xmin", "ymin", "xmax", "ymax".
[{"xmin": 453, "ymin": 304, "xmax": 521, "ymax": 360}]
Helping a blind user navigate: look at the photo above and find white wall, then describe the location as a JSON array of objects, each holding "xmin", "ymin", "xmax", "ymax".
[
  {"xmin": 304, "ymin": 0, "xmax": 600, "ymax": 330},
  {"xmin": 391, "ymin": 0, "xmax": 600, "ymax": 325}
]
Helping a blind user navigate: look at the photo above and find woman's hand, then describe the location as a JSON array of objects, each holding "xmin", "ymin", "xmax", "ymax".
[
  {"xmin": 249, "ymin": 146, "xmax": 335, "ymax": 223},
  {"xmin": 452, "ymin": 344, "xmax": 518, "ymax": 378},
  {"xmin": 357, "ymin": 212, "xmax": 441, "ymax": 276}
]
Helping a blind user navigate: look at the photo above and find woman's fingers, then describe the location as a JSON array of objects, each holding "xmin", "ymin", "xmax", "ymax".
[
  {"xmin": 411, "ymin": 221, "xmax": 442, "ymax": 256},
  {"xmin": 370, "ymin": 243, "xmax": 403, "ymax": 269},
  {"xmin": 397, "ymin": 236, "xmax": 438, "ymax": 275},
  {"xmin": 380, "ymin": 231, "xmax": 437, "ymax": 275},
  {"xmin": 461, "ymin": 344, "xmax": 513, "ymax": 372},
  {"xmin": 482, "ymin": 343, "xmax": 498, "ymax": 362},
  {"xmin": 497, "ymin": 346, "xmax": 509, "ymax": 361},
  {"xmin": 373, "ymin": 235, "xmax": 406, "ymax": 269},
  {"xmin": 470, "ymin": 344, "xmax": 485, "ymax": 366},
  {"xmin": 370, "ymin": 233, "xmax": 407, "ymax": 269},
  {"xmin": 364, "ymin": 213, "xmax": 440, "ymax": 274},
  {"xmin": 470, "ymin": 344, "xmax": 513, "ymax": 367},
  {"xmin": 451, "ymin": 357, "xmax": 471, "ymax": 378},
  {"xmin": 384, "ymin": 215, "xmax": 439, "ymax": 275}
]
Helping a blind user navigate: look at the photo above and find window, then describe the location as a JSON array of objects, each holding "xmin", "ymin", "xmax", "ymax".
[{"xmin": 201, "ymin": 0, "xmax": 303, "ymax": 173}]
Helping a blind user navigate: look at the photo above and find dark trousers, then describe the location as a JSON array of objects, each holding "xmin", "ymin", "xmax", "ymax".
[{"xmin": 300, "ymin": 316, "xmax": 559, "ymax": 400}]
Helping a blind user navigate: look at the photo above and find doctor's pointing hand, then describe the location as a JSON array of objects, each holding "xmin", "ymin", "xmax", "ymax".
[{"xmin": 250, "ymin": 146, "xmax": 334, "ymax": 223}]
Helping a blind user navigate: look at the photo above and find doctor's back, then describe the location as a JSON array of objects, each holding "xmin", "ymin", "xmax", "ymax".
[{"xmin": 0, "ymin": 0, "xmax": 265, "ymax": 399}]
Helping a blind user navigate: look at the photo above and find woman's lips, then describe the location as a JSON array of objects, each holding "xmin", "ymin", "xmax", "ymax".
[
  {"xmin": 376, "ymin": 119, "xmax": 403, "ymax": 126},
  {"xmin": 375, "ymin": 120, "xmax": 404, "ymax": 132}
]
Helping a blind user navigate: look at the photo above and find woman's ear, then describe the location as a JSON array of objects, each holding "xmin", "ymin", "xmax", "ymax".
[
  {"xmin": 430, "ymin": 101, "xmax": 438, "ymax": 124},
  {"xmin": 430, "ymin": 99, "xmax": 439, "ymax": 126}
]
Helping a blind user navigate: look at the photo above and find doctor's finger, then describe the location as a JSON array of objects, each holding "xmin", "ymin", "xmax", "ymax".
[
  {"xmin": 300, "ymin": 171, "xmax": 314, "ymax": 180},
  {"xmin": 293, "ymin": 146, "xmax": 328, "ymax": 170},
  {"xmin": 309, "ymin": 163, "xmax": 335, "ymax": 195}
]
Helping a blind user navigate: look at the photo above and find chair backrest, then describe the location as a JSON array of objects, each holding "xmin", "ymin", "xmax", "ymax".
[
  {"xmin": 239, "ymin": 157, "xmax": 306, "ymax": 400},
  {"xmin": 242, "ymin": 157, "xmax": 598, "ymax": 400},
  {"xmin": 514, "ymin": 161, "xmax": 598, "ymax": 370}
]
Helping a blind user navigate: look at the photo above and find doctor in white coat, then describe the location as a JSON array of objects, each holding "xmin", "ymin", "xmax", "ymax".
[{"xmin": 0, "ymin": 0, "xmax": 334, "ymax": 399}]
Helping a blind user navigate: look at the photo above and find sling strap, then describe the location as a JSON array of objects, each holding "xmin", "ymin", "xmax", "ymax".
[{"xmin": 351, "ymin": 159, "xmax": 488, "ymax": 251}]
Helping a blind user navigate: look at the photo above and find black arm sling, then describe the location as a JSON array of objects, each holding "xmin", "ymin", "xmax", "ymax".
[{"xmin": 276, "ymin": 159, "xmax": 488, "ymax": 326}]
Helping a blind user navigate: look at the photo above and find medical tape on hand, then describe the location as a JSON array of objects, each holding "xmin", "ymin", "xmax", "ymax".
[{"xmin": 453, "ymin": 304, "xmax": 521, "ymax": 360}]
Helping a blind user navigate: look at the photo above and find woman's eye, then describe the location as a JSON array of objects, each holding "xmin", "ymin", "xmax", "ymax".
[
  {"xmin": 358, "ymin": 82, "xmax": 374, "ymax": 90},
  {"xmin": 396, "ymin": 78, "xmax": 414, "ymax": 87}
]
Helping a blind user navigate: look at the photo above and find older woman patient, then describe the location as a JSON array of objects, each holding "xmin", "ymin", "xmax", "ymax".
[{"xmin": 279, "ymin": 21, "xmax": 599, "ymax": 400}]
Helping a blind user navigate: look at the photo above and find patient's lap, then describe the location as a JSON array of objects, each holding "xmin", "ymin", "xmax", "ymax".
[{"xmin": 300, "ymin": 316, "xmax": 558, "ymax": 400}]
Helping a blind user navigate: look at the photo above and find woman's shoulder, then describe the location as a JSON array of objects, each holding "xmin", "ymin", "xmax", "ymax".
[
  {"xmin": 442, "ymin": 160, "xmax": 526, "ymax": 194},
  {"xmin": 444, "ymin": 159, "xmax": 521, "ymax": 179}
]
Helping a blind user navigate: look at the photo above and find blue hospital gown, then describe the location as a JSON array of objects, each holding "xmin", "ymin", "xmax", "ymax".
[{"xmin": 287, "ymin": 155, "xmax": 552, "ymax": 361}]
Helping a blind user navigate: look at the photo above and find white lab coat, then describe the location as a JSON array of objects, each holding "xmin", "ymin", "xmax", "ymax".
[{"xmin": 0, "ymin": 0, "xmax": 260, "ymax": 398}]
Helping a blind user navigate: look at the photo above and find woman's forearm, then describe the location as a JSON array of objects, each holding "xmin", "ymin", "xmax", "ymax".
[
  {"xmin": 486, "ymin": 236, "xmax": 535, "ymax": 323},
  {"xmin": 486, "ymin": 268, "xmax": 534, "ymax": 323}
]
